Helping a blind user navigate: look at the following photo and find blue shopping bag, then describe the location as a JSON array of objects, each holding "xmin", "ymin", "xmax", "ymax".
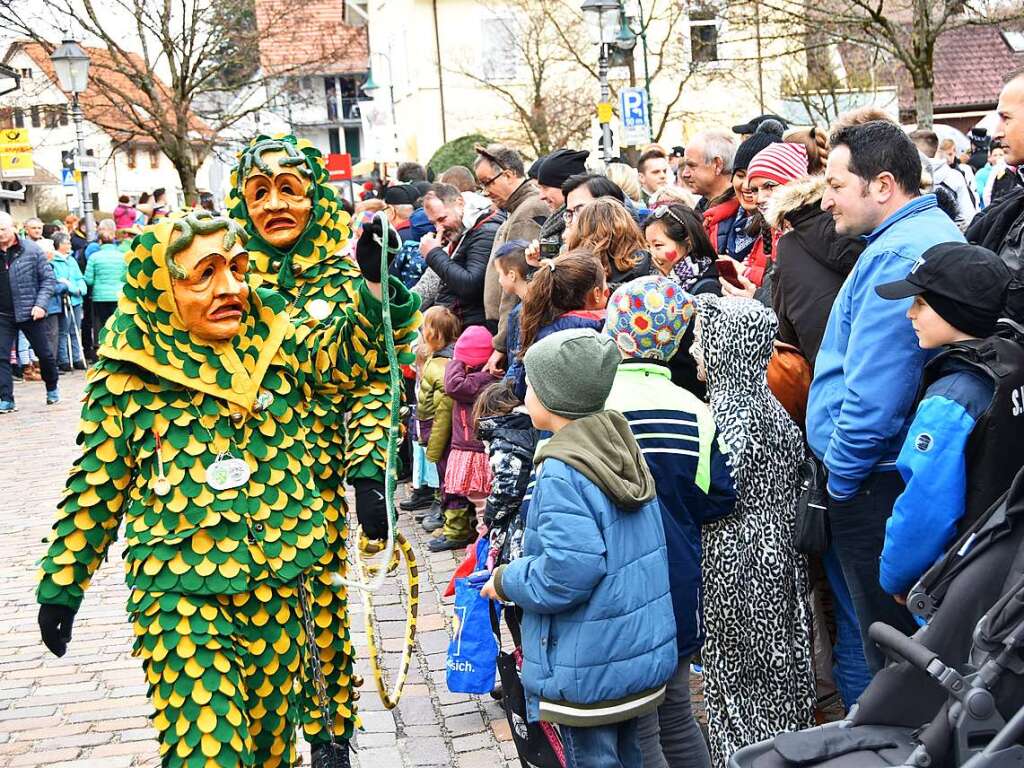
[{"xmin": 446, "ymin": 569, "xmax": 500, "ymax": 694}]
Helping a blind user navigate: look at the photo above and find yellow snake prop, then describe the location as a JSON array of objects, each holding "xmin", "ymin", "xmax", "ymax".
[
  {"xmin": 328, "ymin": 211, "xmax": 420, "ymax": 711},
  {"xmin": 352, "ymin": 531, "xmax": 419, "ymax": 709}
]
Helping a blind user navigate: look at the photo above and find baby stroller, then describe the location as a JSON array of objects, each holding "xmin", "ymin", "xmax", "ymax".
[{"xmin": 729, "ymin": 464, "xmax": 1024, "ymax": 768}]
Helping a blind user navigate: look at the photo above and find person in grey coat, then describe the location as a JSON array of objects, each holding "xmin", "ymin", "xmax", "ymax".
[{"xmin": 0, "ymin": 212, "xmax": 59, "ymax": 412}]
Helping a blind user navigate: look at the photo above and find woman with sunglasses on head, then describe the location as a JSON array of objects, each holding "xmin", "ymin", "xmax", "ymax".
[
  {"xmin": 642, "ymin": 204, "xmax": 721, "ymax": 398},
  {"xmin": 563, "ymin": 197, "xmax": 653, "ymax": 293},
  {"xmin": 644, "ymin": 204, "xmax": 720, "ymax": 295}
]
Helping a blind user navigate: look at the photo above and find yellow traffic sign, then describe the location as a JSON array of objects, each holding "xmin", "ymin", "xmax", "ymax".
[
  {"xmin": 0, "ymin": 128, "xmax": 31, "ymax": 152},
  {"xmin": 0, "ymin": 128, "xmax": 33, "ymax": 178},
  {"xmin": 597, "ymin": 102, "xmax": 613, "ymax": 123}
]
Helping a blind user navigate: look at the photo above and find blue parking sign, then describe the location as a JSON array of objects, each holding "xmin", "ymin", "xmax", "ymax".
[{"xmin": 619, "ymin": 87, "xmax": 651, "ymax": 146}]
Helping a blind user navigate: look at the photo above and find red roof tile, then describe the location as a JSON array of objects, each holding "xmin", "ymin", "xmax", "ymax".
[
  {"xmin": 898, "ymin": 25, "xmax": 1024, "ymax": 113},
  {"xmin": 254, "ymin": 0, "xmax": 368, "ymax": 76},
  {"xmin": 7, "ymin": 41, "xmax": 209, "ymax": 144}
]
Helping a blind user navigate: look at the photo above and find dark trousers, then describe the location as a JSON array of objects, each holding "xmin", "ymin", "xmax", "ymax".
[
  {"xmin": 0, "ymin": 313, "xmax": 59, "ymax": 400},
  {"xmin": 828, "ymin": 470, "xmax": 919, "ymax": 672},
  {"xmin": 92, "ymin": 301, "xmax": 118, "ymax": 348},
  {"xmin": 637, "ymin": 661, "xmax": 710, "ymax": 768},
  {"xmin": 562, "ymin": 717, "xmax": 642, "ymax": 768},
  {"xmin": 81, "ymin": 296, "xmax": 95, "ymax": 360}
]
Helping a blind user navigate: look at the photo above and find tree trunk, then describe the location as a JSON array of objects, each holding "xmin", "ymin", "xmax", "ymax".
[
  {"xmin": 914, "ymin": 84, "xmax": 934, "ymax": 128},
  {"xmin": 176, "ymin": 159, "xmax": 200, "ymax": 207}
]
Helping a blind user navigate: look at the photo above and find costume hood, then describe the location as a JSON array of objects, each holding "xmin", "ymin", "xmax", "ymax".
[
  {"xmin": 226, "ymin": 134, "xmax": 353, "ymax": 290},
  {"xmin": 694, "ymin": 294, "xmax": 776, "ymax": 398},
  {"xmin": 99, "ymin": 211, "xmax": 290, "ymax": 414}
]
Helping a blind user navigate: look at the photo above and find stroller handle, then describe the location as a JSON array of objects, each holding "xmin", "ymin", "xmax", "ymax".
[{"xmin": 869, "ymin": 622, "xmax": 940, "ymax": 672}]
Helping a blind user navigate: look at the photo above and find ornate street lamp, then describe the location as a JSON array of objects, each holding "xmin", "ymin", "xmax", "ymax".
[
  {"xmin": 581, "ymin": 0, "xmax": 621, "ymax": 164},
  {"xmin": 50, "ymin": 39, "xmax": 95, "ymax": 240}
]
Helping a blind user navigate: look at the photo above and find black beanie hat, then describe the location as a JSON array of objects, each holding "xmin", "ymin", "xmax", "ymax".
[
  {"xmin": 528, "ymin": 155, "xmax": 546, "ymax": 180},
  {"xmin": 733, "ymin": 119, "xmax": 785, "ymax": 173},
  {"xmin": 537, "ymin": 149, "xmax": 590, "ymax": 188}
]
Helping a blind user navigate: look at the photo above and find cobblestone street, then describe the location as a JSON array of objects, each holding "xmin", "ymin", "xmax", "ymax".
[{"xmin": 0, "ymin": 373, "xmax": 517, "ymax": 767}]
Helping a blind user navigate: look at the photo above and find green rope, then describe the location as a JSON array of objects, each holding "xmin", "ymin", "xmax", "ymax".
[{"xmin": 377, "ymin": 210, "xmax": 402, "ymax": 543}]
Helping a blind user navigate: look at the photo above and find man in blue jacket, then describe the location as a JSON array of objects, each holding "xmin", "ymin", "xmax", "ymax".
[
  {"xmin": 0, "ymin": 212, "xmax": 59, "ymax": 412},
  {"xmin": 808, "ymin": 121, "xmax": 964, "ymax": 669}
]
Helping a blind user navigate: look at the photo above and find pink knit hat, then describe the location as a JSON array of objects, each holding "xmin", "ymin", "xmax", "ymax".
[
  {"xmin": 453, "ymin": 325, "xmax": 494, "ymax": 366},
  {"xmin": 747, "ymin": 142, "xmax": 808, "ymax": 186}
]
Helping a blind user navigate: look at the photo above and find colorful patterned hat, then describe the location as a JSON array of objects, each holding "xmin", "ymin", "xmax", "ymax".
[{"xmin": 605, "ymin": 276, "xmax": 696, "ymax": 361}]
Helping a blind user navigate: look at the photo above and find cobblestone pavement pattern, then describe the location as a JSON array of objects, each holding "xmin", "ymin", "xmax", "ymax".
[{"xmin": 0, "ymin": 374, "xmax": 520, "ymax": 767}]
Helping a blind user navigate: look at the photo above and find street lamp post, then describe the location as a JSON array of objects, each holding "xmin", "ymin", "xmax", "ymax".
[
  {"xmin": 581, "ymin": 0, "xmax": 621, "ymax": 166},
  {"xmin": 362, "ymin": 54, "xmax": 400, "ymax": 161},
  {"xmin": 50, "ymin": 39, "xmax": 95, "ymax": 241}
]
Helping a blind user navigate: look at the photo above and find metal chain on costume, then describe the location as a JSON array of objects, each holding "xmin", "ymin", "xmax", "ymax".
[{"xmin": 298, "ymin": 575, "xmax": 342, "ymax": 751}]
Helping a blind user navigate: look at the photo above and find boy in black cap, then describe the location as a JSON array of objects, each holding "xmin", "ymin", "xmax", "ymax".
[{"xmin": 874, "ymin": 242, "xmax": 1024, "ymax": 601}]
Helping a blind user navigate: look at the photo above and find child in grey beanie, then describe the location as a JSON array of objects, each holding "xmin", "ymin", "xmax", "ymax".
[{"xmin": 523, "ymin": 328, "xmax": 621, "ymax": 420}]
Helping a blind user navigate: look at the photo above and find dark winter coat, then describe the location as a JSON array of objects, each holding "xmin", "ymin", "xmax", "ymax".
[
  {"xmin": 608, "ymin": 251, "xmax": 654, "ymax": 293},
  {"xmin": 443, "ymin": 358, "xmax": 501, "ymax": 453},
  {"xmin": 506, "ymin": 309, "xmax": 606, "ymax": 400},
  {"xmin": 766, "ymin": 176, "xmax": 864, "ymax": 366},
  {"xmin": 1, "ymin": 236, "xmax": 56, "ymax": 323},
  {"xmin": 426, "ymin": 208, "xmax": 506, "ymax": 330},
  {"xmin": 477, "ymin": 409, "xmax": 537, "ymax": 561},
  {"xmin": 966, "ymin": 176, "xmax": 1024, "ymax": 322}
]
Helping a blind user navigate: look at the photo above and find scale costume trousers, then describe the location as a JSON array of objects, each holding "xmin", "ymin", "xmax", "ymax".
[
  {"xmin": 130, "ymin": 584, "xmax": 306, "ymax": 768},
  {"xmin": 300, "ymin": 489, "xmax": 357, "ymax": 745}
]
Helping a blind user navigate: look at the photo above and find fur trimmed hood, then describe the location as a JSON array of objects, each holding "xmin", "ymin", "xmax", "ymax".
[{"xmin": 765, "ymin": 175, "xmax": 827, "ymax": 231}]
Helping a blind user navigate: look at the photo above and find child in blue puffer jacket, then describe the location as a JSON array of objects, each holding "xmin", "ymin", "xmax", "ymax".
[{"xmin": 483, "ymin": 328, "xmax": 676, "ymax": 768}]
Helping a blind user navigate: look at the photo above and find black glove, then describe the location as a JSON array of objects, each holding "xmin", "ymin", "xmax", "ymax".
[
  {"xmin": 353, "ymin": 478, "xmax": 390, "ymax": 541},
  {"xmin": 39, "ymin": 603, "xmax": 77, "ymax": 657},
  {"xmin": 355, "ymin": 218, "xmax": 401, "ymax": 283}
]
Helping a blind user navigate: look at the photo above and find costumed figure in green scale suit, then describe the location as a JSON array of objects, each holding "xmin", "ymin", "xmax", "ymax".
[
  {"xmin": 35, "ymin": 210, "xmax": 420, "ymax": 768},
  {"xmin": 225, "ymin": 134, "xmax": 421, "ymax": 764}
]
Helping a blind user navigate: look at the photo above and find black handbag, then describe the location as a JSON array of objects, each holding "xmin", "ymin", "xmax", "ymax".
[
  {"xmin": 491, "ymin": 605, "xmax": 565, "ymax": 768},
  {"xmin": 795, "ymin": 454, "xmax": 830, "ymax": 556}
]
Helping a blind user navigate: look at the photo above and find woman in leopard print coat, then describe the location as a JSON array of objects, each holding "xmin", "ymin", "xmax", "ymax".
[{"xmin": 691, "ymin": 295, "xmax": 816, "ymax": 767}]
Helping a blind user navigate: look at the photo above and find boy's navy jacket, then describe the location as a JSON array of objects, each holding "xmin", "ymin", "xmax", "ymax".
[
  {"xmin": 807, "ymin": 195, "xmax": 964, "ymax": 500},
  {"xmin": 605, "ymin": 361, "xmax": 736, "ymax": 658},
  {"xmin": 881, "ymin": 358, "xmax": 994, "ymax": 596},
  {"xmin": 505, "ymin": 309, "xmax": 605, "ymax": 400},
  {"xmin": 493, "ymin": 410, "xmax": 677, "ymax": 725}
]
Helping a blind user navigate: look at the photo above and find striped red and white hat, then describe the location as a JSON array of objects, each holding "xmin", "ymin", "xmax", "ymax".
[{"xmin": 747, "ymin": 142, "xmax": 809, "ymax": 185}]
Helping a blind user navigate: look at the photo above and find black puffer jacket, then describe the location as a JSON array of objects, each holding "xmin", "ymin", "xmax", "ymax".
[
  {"xmin": 426, "ymin": 208, "xmax": 506, "ymax": 330},
  {"xmin": 966, "ymin": 178, "xmax": 1024, "ymax": 322},
  {"xmin": 1, "ymin": 237, "xmax": 56, "ymax": 323},
  {"xmin": 477, "ymin": 409, "xmax": 536, "ymax": 565},
  {"xmin": 766, "ymin": 176, "xmax": 864, "ymax": 366}
]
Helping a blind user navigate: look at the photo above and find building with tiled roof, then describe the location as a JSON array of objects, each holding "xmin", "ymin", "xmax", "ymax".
[
  {"xmin": 255, "ymin": 0, "xmax": 370, "ymax": 162},
  {"xmin": 0, "ymin": 40, "xmax": 215, "ymax": 220},
  {"xmin": 896, "ymin": 25, "xmax": 1024, "ymax": 132}
]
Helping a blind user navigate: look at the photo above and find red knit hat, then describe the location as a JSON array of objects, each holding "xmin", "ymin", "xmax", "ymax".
[
  {"xmin": 453, "ymin": 325, "xmax": 494, "ymax": 367},
  {"xmin": 747, "ymin": 142, "xmax": 808, "ymax": 185}
]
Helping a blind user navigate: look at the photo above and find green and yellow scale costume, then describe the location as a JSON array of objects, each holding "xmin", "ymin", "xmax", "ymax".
[
  {"xmin": 36, "ymin": 216, "xmax": 419, "ymax": 766},
  {"xmin": 226, "ymin": 135, "xmax": 421, "ymax": 745}
]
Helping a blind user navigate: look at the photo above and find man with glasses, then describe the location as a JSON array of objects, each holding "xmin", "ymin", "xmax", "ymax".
[
  {"xmin": 474, "ymin": 144, "xmax": 550, "ymax": 373},
  {"xmin": 419, "ymin": 182, "xmax": 505, "ymax": 330}
]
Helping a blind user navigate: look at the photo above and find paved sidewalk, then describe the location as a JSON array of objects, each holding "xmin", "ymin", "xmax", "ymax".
[{"xmin": 0, "ymin": 373, "xmax": 517, "ymax": 767}]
